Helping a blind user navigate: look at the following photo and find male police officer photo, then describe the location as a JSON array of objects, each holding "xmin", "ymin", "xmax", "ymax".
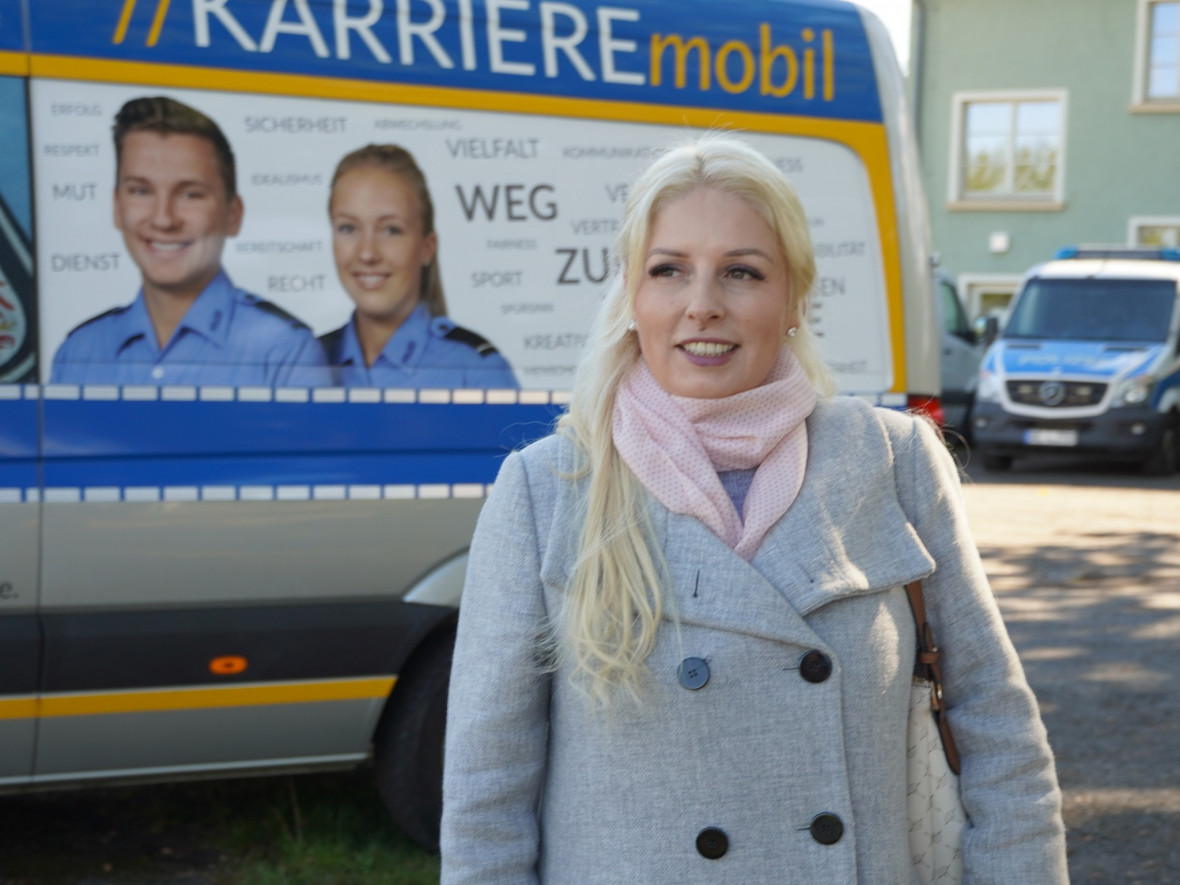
[{"xmin": 50, "ymin": 96, "xmax": 330, "ymax": 387}]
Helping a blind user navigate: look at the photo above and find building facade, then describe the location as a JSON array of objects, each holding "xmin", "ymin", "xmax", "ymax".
[{"xmin": 911, "ymin": 0, "xmax": 1180, "ymax": 319}]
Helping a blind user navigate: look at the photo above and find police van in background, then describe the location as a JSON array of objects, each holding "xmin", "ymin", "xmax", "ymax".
[
  {"xmin": 0, "ymin": 0, "xmax": 943, "ymax": 849},
  {"xmin": 973, "ymin": 245, "xmax": 1180, "ymax": 474}
]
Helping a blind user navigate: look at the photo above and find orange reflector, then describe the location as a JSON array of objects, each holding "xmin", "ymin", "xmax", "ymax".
[{"xmin": 209, "ymin": 655, "xmax": 248, "ymax": 675}]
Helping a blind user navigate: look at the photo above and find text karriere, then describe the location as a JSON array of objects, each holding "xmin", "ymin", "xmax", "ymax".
[{"xmin": 171, "ymin": 1, "xmax": 838, "ymax": 100}]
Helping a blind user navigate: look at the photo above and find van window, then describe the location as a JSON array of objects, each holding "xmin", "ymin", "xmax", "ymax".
[
  {"xmin": 1004, "ymin": 278, "xmax": 1176, "ymax": 342},
  {"xmin": 939, "ymin": 278, "xmax": 972, "ymax": 339}
]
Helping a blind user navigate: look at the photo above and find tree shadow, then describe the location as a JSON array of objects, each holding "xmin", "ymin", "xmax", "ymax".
[{"xmin": 977, "ymin": 529, "xmax": 1180, "ymax": 879}]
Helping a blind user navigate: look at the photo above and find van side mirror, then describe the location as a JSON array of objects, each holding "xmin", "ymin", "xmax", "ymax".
[{"xmin": 983, "ymin": 316, "xmax": 1000, "ymax": 346}]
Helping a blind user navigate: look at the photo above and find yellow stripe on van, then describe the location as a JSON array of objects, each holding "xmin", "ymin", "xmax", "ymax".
[
  {"xmin": 34, "ymin": 676, "xmax": 396, "ymax": 718},
  {"xmin": 30, "ymin": 54, "xmax": 876, "ymax": 132},
  {"xmin": 27, "ymin": 52, "xmax": 908, "ymax": 391},
  {"xmin": 0, "ymin": 51, "xmax": 30, "ymax": 76},
  {"xmin": 0, "ymin": 696, "xmax": 39, "ymax": 720}
]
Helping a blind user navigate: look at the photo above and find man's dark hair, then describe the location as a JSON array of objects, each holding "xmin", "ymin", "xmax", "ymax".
[{"xmin": 113, "ymin": 96, "xmax": 237, "ymax": 199}]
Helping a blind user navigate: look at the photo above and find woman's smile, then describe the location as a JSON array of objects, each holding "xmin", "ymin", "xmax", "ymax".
[{"xmin": 679, "ymin": 339, "xmax": 739, "ymax": 361}]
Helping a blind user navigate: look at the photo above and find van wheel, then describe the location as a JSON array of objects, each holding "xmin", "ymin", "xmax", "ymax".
[
  {"xmin": 1144, "ymin": 425, "xmax": 1178, "ymax": 476},
  {"xmin": 372, "ymin": 624, "xmax": 455, "ymax": 851},
  {"xmin": 981, "ymin": 452, "xmax": 1013, "ymax": 472}
]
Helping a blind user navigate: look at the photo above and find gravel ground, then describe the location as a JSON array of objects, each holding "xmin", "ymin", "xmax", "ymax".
[{"xmin": 962, "ymin": 466, "xmax": 1180, "ymax": 883}]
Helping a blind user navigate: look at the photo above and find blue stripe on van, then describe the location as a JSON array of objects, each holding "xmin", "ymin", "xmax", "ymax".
[
  {"xmin": 0, "ymin": 395, "xmax": 38, "ymax": 458},
  {"xmin": 32, "ymin": 398, "xmax": 559, "ymax": 492},
  {"xmin": 0, "ymin": 0, "xmax": 23, "ymax": 54},
  {"xmin": 41, "ymin": 451, "xmax": 504, "ymax": 490},
  {"xmin": 42, "ymin": 399, "xmax": 560, "ymax": 458}
]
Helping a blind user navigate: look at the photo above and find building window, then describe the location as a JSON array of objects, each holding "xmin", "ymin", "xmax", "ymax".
[
  {"xmin": 957, "ymin": 275, "xmax": 1022, "ymax": 332},
  {"xmin": 948, "ymin": 90, "xmax": 1067, "ymax": 209},
  {"xmin": 1148, "ymin": 2, "xmax": 1180, "ymax": 98},
  {"xmin": 1134, "ymin": 0, "xmax": 1180, "ymax": 108},
  {"xmin": 1129, "ymin": 216, "xmax": 1180, "ymax": 246}
]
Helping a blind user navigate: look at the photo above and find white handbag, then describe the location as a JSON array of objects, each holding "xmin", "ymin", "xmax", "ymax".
[{"xmin": 905, "ymin": 580, "xmax": 967, "ymax": 884}]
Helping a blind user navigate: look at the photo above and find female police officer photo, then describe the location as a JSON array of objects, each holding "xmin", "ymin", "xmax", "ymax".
[
  {"xmin": 321, "ymin": 144, "xmax": 518, "ymax": 388},
  {"xmin": 440, "ymin": 135, "xmax": 1068, "ymax": 883}
]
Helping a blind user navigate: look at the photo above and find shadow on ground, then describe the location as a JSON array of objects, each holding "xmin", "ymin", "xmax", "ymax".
[{"xmin": 977, "ymin": 527, "xmax": 1180, "ymax": 882}]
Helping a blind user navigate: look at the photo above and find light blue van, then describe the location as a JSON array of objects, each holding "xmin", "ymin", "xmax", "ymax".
[{"xmin": 972, "ymin": 246, "xmax": 1180, "ymax": 474}]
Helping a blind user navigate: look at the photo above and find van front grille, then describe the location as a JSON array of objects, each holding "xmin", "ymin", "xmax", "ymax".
[{"xmin": 1007, "ymin": 380, "xmax": 1107, "ymax": 407}]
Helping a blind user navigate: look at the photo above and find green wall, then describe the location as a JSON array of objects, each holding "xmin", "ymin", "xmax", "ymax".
[{"xmin": 913, "ymin": 0, "xmax": 1180, "ymax": 289}]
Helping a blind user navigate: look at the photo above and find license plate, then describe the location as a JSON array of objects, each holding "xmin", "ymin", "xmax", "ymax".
[{"xmin": 1024, "ymin": 428, "xmax": 1078, "ymax": 446}]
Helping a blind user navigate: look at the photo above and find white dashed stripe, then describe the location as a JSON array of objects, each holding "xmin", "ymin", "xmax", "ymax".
[
  {"xmin": 10, "ymin": 384, "xmax": 567, "ymax": 405},
  {"xmin": 237, "ymin": 387, "xmax": 272, "ymax": 402},
  {"xmin": 453, "ymin": 389, "xmax": 485, "ymax": 405},
  {"xmin": 19, "ymin": 483, "xmax": 494, "ymax": 503},
  {"xmin": 82, "ymin": 385, "xmax": 120, "ymax": 401}
]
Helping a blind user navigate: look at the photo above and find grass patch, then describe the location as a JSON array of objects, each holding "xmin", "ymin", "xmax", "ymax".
[{"xmin": 0, "ymin": 769, "xmax": 439, "ymax": 884}]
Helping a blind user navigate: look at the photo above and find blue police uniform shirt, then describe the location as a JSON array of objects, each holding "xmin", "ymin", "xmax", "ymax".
[
  {"xmin": 321, "ymin": 303, "xmax": 519, "ymax": 389},
  {"xmin": 50, "ymin": 270, "xmax": 332, "ymax": 387}
]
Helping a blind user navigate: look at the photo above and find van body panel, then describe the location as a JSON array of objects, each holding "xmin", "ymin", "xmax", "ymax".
[
  {"xmin": 32, "ymin": 599, "xmax": 450, "ymax": 776},
  {"xmin": 33, "ymin": 698, "xmax": 380, "ymax": 777},
  {"xmin": 39, "ymin": 499, "xmax": 484, "ymax": 608},
  {"xmin": 0, "ymin": 616, "xmax": 38, "ymax": 782},
  {"xmin": 860, "ymin": 7, "xmax": 938, "ymax": 398},
  {"xmin": 0, "ymin": 0, "xmax": 944, "ymax": 819}
]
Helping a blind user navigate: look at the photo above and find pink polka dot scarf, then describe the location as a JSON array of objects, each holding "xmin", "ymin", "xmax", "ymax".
[{"xmin": 612, "ymin": 349, "xmax": 817, "ymax": 561}]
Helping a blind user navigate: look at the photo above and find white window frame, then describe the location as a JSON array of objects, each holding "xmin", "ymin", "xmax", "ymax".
[
  {"xmin": 947, "ymin": 89, "xmax": 1068, "ymax": 211},
  {"xmin": 957, "ymin": 274, "xmax": 1023, "ymax": 322},
  {"xmin": 1132, "ymin": 0, "xmax": 1180, "ymax": 111},
  {"xmin": 1128, "ymin": 215, "xmax": 1180, "ymax": 246}
]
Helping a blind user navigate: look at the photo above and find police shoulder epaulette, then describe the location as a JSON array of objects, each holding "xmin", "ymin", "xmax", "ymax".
[
  {"xmin": 318, "ymin": 326, "xmax": 347, "ymax": 363},
  {"xmin": 65, "ymin": 304, "xmax": 130, "ymax": 336},
  {"xmin": 442, "ymin": 324, "xmax": 500, "ymax": 357},
  {"xmin": 243, "ymin": 293, "xmax": 311, "ymax": 330}
]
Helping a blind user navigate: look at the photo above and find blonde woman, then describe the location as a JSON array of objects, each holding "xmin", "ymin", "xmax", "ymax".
[{"xmin": 441, "ymin": 135, "xmax": 1067, "ymax": 883}]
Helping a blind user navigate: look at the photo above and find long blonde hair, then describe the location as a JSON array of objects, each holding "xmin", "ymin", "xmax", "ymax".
[{"xmin": 555, "ymin": 134, "xmax": 834, "ymax": 707}]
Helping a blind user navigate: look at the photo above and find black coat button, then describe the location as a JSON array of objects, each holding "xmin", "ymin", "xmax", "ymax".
[
  {"xmin": 799, "ymin": 650, "xmax": 832, "ymax": 683},
  {"xmin": 696, "ymin": 826, "xmax": 729, "ymax": 859},
  {"xmin": 678, "ymin": 657, "xmax": 710, "ymax": 690},
  {"xmin": 809, "ymin": 812, "xmax": 844, "ymax": 845}
]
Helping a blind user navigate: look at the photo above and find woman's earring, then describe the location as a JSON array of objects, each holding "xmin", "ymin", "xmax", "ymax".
[
  {"xmin": 786, "ymin": 326, "xmax": 798, "ymax": 338},
  {"xmin": 627, "ymin": 319, "xmax": 637, "ymax": 332}
]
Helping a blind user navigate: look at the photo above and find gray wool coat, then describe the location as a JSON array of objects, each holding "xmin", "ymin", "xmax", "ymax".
[{"xmin": 440, "ymin": 396, "xmax": 1068, "ymax": 884}]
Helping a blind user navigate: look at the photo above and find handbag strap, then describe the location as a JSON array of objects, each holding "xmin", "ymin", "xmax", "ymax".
[{"xmin": 905, "ymin": 580, "xmax": 962, "ymax": 775}]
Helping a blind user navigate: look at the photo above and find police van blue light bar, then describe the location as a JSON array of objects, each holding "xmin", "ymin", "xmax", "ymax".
[{"xmin": 1055, "ymin": 245, "xmax": 1180, "ymax": 261}]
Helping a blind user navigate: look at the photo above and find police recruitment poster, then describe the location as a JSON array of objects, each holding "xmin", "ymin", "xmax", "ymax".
[
  {"xmin": 33, "ymin": 83, "xmax": 886, "ymax": 391},
  {"xmin": 23, "ymin": 0, "xmax": 894, "ymax": 394}
]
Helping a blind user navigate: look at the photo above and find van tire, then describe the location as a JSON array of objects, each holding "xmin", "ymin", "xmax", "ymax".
[
  {"xmin": 372, "ymin": 623, "xmax": 456, "ymax": 851},
  {"xmin": 1144, "ymin": 424, "xmax": 1178, "ymax": 476},
  {"xmin": 981, "ymin": 452, "xmax": 1013, "ymax": 472}
]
